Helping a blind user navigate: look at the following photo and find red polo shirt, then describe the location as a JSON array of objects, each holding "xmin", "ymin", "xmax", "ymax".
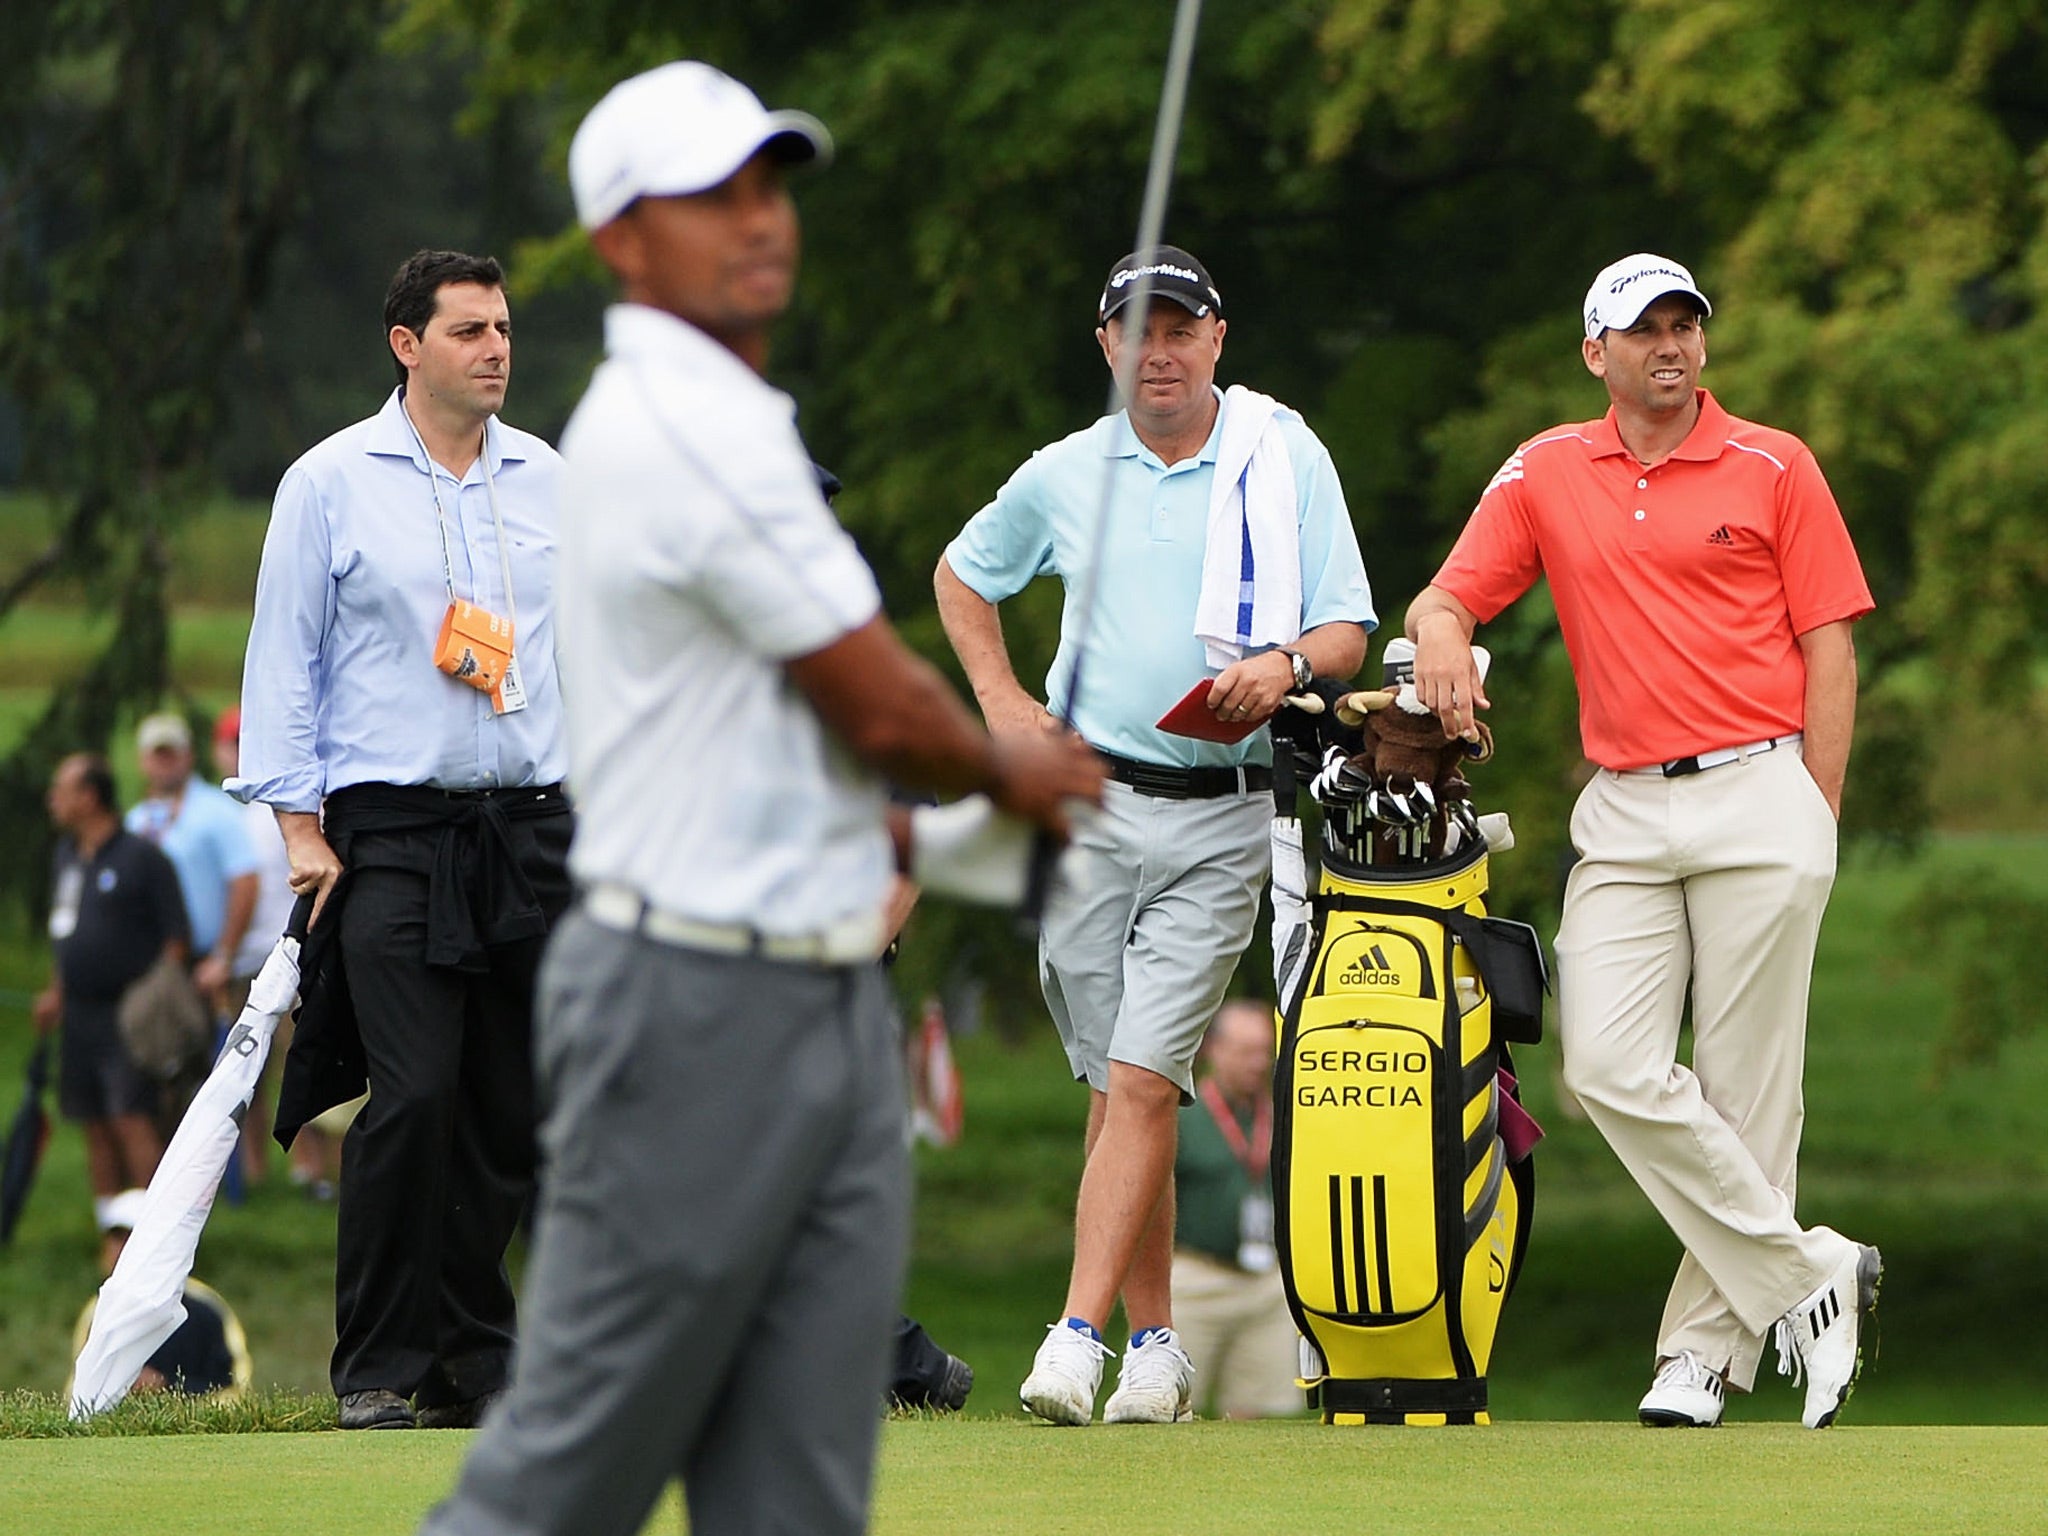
[{"xmin": 1433, "ymin": 390, "xmax": 1873, "ymax": 770}]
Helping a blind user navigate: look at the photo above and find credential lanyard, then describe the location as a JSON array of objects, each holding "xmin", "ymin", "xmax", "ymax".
[
  {"xmin": 405, "ymin": 405, "xmax": 518, "ymax": 634},
  {"xmin": 1199, "ymin": 1077, "xmax": 1271, "ymax": 1180}
]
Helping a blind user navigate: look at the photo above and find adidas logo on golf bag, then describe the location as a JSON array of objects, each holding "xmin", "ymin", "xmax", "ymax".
[{"xmin": 1337, "ymin": 945, "xmax": 1399, "ymax": 987}]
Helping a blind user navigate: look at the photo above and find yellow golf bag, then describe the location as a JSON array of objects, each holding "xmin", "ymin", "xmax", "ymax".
[{"xmin": 1272, "ymin": 833, "xmax": 1545, "ymax": 1425}]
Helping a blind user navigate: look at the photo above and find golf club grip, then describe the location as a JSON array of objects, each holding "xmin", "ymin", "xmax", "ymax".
[
  {"xmin": 1015, "ymin": 829, "xmax": 1058, "ymax": 938},
  {"xmin": 286, "ymin": 891, "xmax": 316, "ymax": 943}
]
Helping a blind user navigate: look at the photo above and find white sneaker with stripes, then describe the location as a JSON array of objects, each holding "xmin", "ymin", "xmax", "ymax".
[
  {"xmin": 1102, "ymin": 1327, "xmax": 1195, "ymax": 1423},
  {"xmin": 1637, "ymin": 1349, "xmax": 1725, "ymax": 1427},
  {"xmin": 1775, "ymin": 1243, "xmax": 1883, "ymax": 1428},
  {"xmin": 1020, "ymin": 1321, "xmax": 1113, "ymax": 1426}
]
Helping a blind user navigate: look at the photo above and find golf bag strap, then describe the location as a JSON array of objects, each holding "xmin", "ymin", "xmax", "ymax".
[
  {"xmin": 1315, "ymin": 892, "xmax": 1476, "ymax": 925},
  {"xmin": 1317, "ymin": 1376, "xmax": 1490, "ymax": 1416},
  {"xmin": 1314, "ymin": 894, "xmax": 1532, "ymax": 982}
]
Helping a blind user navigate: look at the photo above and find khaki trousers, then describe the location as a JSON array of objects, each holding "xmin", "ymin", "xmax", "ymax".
[
  {"xmin": 1170, "ymin": 1250, "xmax": 1303, "ymax": 1418},
  {"xmin": 1555, "ymin": 744, "xmax": 1855, "ymax": 1391}
]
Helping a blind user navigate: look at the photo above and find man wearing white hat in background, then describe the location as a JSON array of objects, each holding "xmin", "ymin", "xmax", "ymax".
[
  {"xmin": 1405, "ymin": 253, "xmax": 1881, "ymax": 1430},
  {"xmin": 128, "ymin": 711, "xmax": 260, "ymax": 1017},
  {"xmin": 418, "ymin": 61, "xmax": 1102, "ymax": 1536}
]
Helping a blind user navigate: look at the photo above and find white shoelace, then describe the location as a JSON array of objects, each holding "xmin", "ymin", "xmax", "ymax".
[
  {"xmin": 1043, "ymin": 1324, "xmax": 1115, "ymax": 1370},
  {"xmin": 1774, "ymin": 1315, "xmax": 1808, "ymax": 1388},
  {"xmin": 1120, "ymin": 1331, "xmax": 1192, "ymax": 1389},
  {"xmin": 1656, "ymin": 1350, "xmax": 1719, "ymax": 1394}
]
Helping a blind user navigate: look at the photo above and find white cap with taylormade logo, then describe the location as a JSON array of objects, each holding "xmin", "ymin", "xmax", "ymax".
[
  {"xmin": 1582, "ymin": 253, "xmax": 1712, "ymax": 339},
  {"xmin": 569, "ymin": 61, "xmax": 832, "ymax": 231}
]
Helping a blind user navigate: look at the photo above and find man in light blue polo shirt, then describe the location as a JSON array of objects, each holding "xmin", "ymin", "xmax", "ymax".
[
  {"xmin": 936, "ymin": 245, "xmax": 1374, "ymax": 1424},
  {"xmin": 128, "ymin": 712, "xmax": 259, "ymax": 1010}
]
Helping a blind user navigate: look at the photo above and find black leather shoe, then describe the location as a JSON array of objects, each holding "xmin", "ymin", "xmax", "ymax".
[
  {"xmin": 416, "ymin": 1389, "xmax": 505, "ymax": 1429},
  {"xmin": 931, "ymin": 1353, "xmax": 975, "ymax": 1412},
  {"xmin": 338, "ymin": 1389, "xmax": 416, "ymax": 1430},
  {"xmin": 888, "ymin": 1352, "xmax": 974, "ymax": 1412}
]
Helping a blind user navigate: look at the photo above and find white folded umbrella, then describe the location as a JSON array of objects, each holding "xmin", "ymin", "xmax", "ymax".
[{"xmin": 69, "ymin": 906, "xmax": 308, "ymax": 1418}]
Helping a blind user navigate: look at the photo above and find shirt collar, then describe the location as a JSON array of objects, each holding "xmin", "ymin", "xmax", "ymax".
[
  {"xmin": 602, "ymin": 303, "xmax": 785, "ymax": 405},
  {"xmin": 1588, "ymin": 389, "xmax": 1732, "ymax": 463},
  {"xmin": 364, "ymin": 388, "xmax": 525, "ymax": 477},
  {"xmin": 1101, "ymin": 386, "xmax": 1225, "ymax": 468}
]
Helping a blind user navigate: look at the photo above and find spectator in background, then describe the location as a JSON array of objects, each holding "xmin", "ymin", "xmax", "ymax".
[
  {"xmin": 1171, "ymin": 998, "xmax": 1302, "ymax": 1419},
  {"xmin": 68, "ymin": 1189, "xmax": 253, "ymax": 1401},
  {"xmin": 128, "ymin": 712, "xmax": 260, "ymax": 1015},
  {"xmin": 32, "ymin": 754, "xmax": 188, "ymax": 1272}
]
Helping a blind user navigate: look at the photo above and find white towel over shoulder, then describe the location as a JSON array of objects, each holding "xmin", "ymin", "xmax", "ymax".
[{"xmin": 1195, "ymin": 384, "xmax": 1302, "ymax": 669}]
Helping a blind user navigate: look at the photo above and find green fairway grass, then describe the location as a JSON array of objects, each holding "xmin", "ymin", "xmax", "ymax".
[{"xmin": 0, "ymin": 1421, "xmax": 2039, "ymax": 1535}]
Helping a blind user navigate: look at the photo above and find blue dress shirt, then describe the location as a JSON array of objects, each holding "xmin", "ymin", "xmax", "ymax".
[
  {"xmin": 944, "ymin": 397, "xmax": 1376, "ymax": 768},
  {"xmin": 229, "ymin": 390, "xmax": 568, "ymax": 813}
]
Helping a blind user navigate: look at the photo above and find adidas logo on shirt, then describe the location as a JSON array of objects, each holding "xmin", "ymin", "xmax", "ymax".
[{"xmin": 1706, "ymin": 525, "xmax": 1735, "ymax": 547}]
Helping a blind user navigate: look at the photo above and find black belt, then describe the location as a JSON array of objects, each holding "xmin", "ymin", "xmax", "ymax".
[{"xmin": 1099, "ymin": 751, "xmax": 1271, "ymax": 800}]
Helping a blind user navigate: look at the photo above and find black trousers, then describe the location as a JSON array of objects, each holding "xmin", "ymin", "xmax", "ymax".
[{"xmin": 331, "ymin": 807, "xmax": 572, "ymax": 1403}]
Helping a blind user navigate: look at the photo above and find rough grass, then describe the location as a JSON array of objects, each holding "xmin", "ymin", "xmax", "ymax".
[{"xmin": 0, "ymin": 1387, "xmax": 333, "ymax": 1438}]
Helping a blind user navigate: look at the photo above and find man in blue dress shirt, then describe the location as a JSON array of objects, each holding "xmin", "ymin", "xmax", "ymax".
[
  {"xmin": 936, "ymin": 247, "xmax": 1375, "ymax": 1424},
  {"xmin": 231, "ymin": 248, "xmax": 572, "ymax": 1432}
]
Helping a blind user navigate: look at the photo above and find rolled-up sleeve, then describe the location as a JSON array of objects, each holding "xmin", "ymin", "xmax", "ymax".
[
  {"xmin": 229, "ymin": 465, "xmax": 336, "ymax": 812},
  {"xmin": 943, "ymin": 455, "xmax": 1056, "ymax": 605},
  {"xmin": 1432, "ymin": 451, "xmax": 1545, "ymax": 624},
  {"xmin": 1291, "ymin": 432, "xmax": 1377, "ymax": 634}
]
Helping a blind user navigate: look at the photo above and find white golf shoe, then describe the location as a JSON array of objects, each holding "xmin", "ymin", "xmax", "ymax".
[
  {"xmin": 1637, "ymin": 1349, "xmax": 1725, "ymax": 1427},
  {"xmin": 1102, "ymin": 1327, "xmax": 1194, "ymax": 1424},
  {"xmin": 1020, "ymin": 1321, "xmax": 1113, "ymax": 1426},
  {"xmin": 1775, "ymin": 1243, "xmax": 1883, "ymax": 1428}
]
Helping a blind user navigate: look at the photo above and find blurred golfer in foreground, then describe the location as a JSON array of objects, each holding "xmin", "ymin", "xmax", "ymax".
[{"xmin": 420, "ymin": 62, "xmax": 1101, "ymax": 1536}]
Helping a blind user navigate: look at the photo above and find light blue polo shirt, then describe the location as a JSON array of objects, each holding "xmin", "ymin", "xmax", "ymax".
[
  {"xmin": 126, "ymin": 778, "xmax": 260, "ymax": 956},
  {"xmin": 945, "ymin": 396, "xmax": 1375, "ymax": 767}
]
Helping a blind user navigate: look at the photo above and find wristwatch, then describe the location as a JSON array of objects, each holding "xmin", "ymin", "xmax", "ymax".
[{"xmin": 1281, "ymin": 648, "xmax": 1313, "ymax": 691}]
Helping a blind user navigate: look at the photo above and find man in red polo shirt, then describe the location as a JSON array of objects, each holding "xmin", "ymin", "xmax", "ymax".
[{"xmin": 1405, "ymin": 253, "xmax": 1880, "ymax": 1431}]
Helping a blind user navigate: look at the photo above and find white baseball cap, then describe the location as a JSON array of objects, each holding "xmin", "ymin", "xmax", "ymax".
[
  {"xmin": 136, "ymin": 711, "xmax": 192, "ymax": 755},
  {"xmin": 1582, "ymin": 252, "xmax": 1712, "ymax": 339},
  {"xmin": 569, "ymin": 61, "xmax": 832, "ymax": 231}
]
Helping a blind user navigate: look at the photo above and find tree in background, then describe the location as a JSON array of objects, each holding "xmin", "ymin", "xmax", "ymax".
[
  {"xmin": 0, "ymin": 0, "xmax": 382, "ymax": 915},
  {"xmin": 392, "ymin": 0, "xmax": 1708, "ymax": 1006},
  {"xmin": 5, "ymin": 1, "xmax": 2043, "ymax": 1037}
]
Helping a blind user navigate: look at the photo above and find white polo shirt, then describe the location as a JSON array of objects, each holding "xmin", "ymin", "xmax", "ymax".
[{"xmin": 555, "ymin": 304, "xmax": 890, "ymax": 932}]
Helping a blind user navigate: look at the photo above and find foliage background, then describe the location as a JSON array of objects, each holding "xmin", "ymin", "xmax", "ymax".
[{"xmin": 3, "ymin": 0, "xmax": 2048, "ymax": 1426}]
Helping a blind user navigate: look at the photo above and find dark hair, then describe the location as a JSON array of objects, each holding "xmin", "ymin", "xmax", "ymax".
[
  {"xmin": 382, "ymin": 249, "xmax": 506, "ymax": 387},
  {"xmin": 72, "ymin": 754, "xmax": 119, "ymax": 815}
]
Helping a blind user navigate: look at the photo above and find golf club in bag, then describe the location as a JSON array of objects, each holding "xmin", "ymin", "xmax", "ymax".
[{"xmin": 1264, "ymin": 640, "xmax": 1548, "ymax": 1425}]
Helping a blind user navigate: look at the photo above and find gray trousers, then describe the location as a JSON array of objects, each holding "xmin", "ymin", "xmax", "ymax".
[{"xmin": 420, "ymin": 910, "xmax": 909, "ymax": 1536}]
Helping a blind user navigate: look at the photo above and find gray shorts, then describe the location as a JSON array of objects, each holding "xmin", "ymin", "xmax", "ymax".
[
  {"xmin": 1040, "ymin": 782, "xmax": 1271, "ymax": 1099},
  {"xmin": 59, "ymin": 998, "xmax": 157, "ymax": 1121}
]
